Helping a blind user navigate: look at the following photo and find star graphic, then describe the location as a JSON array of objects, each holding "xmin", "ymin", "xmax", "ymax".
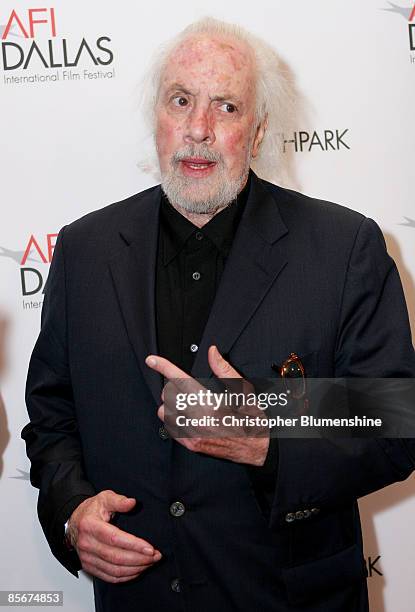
[
  {"xmin": 0, "ymin": 246, "xmax": 38, "ymax": 265},
  {"xmin": 399, "ymin": 217, "xmax": 415, "ymax": 228},
  {"xmin": 9, "ymin": 468, "xmax": 30, "ymax": 480},
  {"xmin": 381, "ymin": 2, "xmax": 412, "ymax": 20},
  {"xmin": 0, "ymin": 24, "xmax": 22, "ymax": 38}
]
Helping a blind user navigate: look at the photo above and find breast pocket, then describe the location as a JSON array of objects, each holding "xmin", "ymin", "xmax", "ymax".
[{"xmin": 231, "ymin": 349, "xmax": 319, "ymax": 379}]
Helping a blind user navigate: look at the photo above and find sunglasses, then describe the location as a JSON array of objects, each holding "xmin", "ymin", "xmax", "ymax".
[{"xmin": 271, "ymin": 353, "xmax": 308, "ymax": 411}]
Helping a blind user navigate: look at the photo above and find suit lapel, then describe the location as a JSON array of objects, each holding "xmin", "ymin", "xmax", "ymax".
[
  {"xmin": 191, "ymin": 173, "xmax": 289, "ymax": 378},
  {"xmin": 108, "ymin": 175, "xmax": 289, "ymax": 399},
  {"xmin": 108, "ymin": 187, "xmax": 163, "ymax": 406}
]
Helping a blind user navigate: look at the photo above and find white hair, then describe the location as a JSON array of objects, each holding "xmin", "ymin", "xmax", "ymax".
[{"xmin": 138, "ymin": 17, "xmax": 301, "ymax": 185}]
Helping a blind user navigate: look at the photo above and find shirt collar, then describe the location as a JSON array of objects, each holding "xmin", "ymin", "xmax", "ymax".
[{"xmin": 160, "ymin": 171, "xmax": 251, "ymax": 265}]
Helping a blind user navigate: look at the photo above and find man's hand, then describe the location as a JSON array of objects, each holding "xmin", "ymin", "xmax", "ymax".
[
  {"xmin": 66, "ymin": 490, "xmax": 162, "ymax": 583},
  {"xmin": 146, "ymin": 345, "xmax": 270, "ymax": 466}
]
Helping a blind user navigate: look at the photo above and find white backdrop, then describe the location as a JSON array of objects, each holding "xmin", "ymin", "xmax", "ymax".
[{"xmin": 0, "ymin": 1, "xmax": 414, "ymax": 610}]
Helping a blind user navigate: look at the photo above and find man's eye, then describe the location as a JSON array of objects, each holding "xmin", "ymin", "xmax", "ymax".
[
  {"xmin": 220, "ymin": 103, "xmax": 237, "ymax": 113},
  {"xmin": 172, "ymin": 96, "xmax": 188, "ymax": 107}
]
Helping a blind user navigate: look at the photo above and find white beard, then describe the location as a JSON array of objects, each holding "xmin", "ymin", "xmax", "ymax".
[{"xmin": 160, "ymin": 145, "xmax": 251, "ymax": 214}]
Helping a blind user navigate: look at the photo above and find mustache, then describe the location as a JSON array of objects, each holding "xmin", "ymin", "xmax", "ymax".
[{"xmin": 172, "ymin": 146, "xmax": 223, "ymax": 164}]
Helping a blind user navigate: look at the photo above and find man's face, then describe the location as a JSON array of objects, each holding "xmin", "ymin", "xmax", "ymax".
[{"xmin": 155, "ymin": 34, "xmax": 265, "ymax": 213}]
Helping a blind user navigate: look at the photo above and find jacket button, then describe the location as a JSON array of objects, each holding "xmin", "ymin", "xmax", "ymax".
[
  {"xmin": 285, "ymin": 512, "xmax": 295, "ymax": 523},
  {"xmin": 311, "ymin": 507, "xmax": 320, "ymax": 516},
  {"xmin": 170, "ymin": 578, "xmax": 181, "ymax": 593},
  {"xmin": 303, "ymin": 509, "xmax": 311, "ymax": 518},
  {"xmin": 158, "ymin": 425, "xmax": 169, "ymax": 440},
  {"xmin": 170, "ymin": 501, "xmax": 186, "ymax": 517},
  {"xmin": 295, "ymin": 510, "xmax": 305, "ymax": 520}
]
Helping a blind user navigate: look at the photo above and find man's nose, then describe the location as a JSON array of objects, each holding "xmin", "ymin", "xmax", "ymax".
[{"xmin": 184, "ymin": 107, "xmax": 215, "ymax": 145}]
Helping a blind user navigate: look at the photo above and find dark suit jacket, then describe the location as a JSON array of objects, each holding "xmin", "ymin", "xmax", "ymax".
[{"xmin": 22, "ymin": 172, "xmax": 415, "ymax": 612}]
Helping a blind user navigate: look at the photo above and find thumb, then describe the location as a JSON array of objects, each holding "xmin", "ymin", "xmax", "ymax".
[
  {"xmin": 208, "ymin": 345, "xmax": 241, "ymax": 379},
  {"xmin": 208, "ymin": 346, "xmax": 254, "ymax": 398},
  {"xmin": 102, "ymin": 490, "xmax": 136, "ymax": 513}
]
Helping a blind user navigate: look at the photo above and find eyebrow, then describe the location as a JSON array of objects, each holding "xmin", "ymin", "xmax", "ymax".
[
  {"xmin": 164, "ymin": 83, "xmax": 243, "ymax": 106},
  {"xmin": 165, "ymin": 83, "xmax": 197, "ymax": 96},
  {"xmin": 209, "ymin": 94, "xmax": 243, "ymax": 106}
]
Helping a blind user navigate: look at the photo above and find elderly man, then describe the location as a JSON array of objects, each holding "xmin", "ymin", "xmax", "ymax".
[{"xmin": 22, "ymin": 17, "xmax": 415, "ymax": 612}]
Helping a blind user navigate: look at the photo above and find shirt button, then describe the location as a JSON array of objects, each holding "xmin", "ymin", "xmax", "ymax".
[
  {"xmin": 285, "ymin": 512, "xmax": 296, "ymax": 523},
  {"xmin": 192, "ymin": 271, "xmax": 201, "ymax": 281},
  {"xmin": 158, "ymin": 425, "xmax": 169, "ymax": 440},
  {"xmin": 195, "ymin": 231, "xmax": 204, "ymax": 241},
  {"xmin": 190, "ymin": 344, "xmax": 198, "ymax": 353},
  {"xmin": 170, "ymin": 578, "xmax": 181, "ymax": 593},
  {"xmin": 170, "ymin": 501, "xmax": 186, "ymax": 517}
]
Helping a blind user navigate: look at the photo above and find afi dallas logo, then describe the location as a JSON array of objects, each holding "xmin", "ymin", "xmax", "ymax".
[
  {"xmin": 20, "ymin": 233, "xmax": 57, "ymax": 310},
  {"xmin": 382, "ymin": 2, "xmax": 415, "ymax": 54},
  {"xmin": 0, "ymin": 233, "xmax": 57, "ymax": 311},
  {"xmin": 1, "ymin": 7, "xmax": 114, "ymax": 84}
]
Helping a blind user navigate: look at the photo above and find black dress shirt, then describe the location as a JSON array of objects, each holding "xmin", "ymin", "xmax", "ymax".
[
  {"xmin": 156, "ymin": 175, "xmax": 249, "ymax": 373},
  {"xmin": 155, "ymin": 171, "xmax": 277, "ymax": 518}
]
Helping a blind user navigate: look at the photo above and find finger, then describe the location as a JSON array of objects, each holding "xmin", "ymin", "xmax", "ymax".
[
  {"xmin": 175, "ymin": 436, "xmax": 237, "ymax": 462},
  {"xmin": 174, "ymin": 436, "xmax": 207, "ymax": 453},
  {"xmin": 82, "ymin": 552, "xmax": 145, "ymax": 577},
  {"xmin": 157, "ymin": 404, "xmax": 165, "ymax": 421},
  {"xmin": 83, "ymin": 537, "xmax": 162, "ymax": 567},
  {"xmin": 82, "ymin": 550, "xmax": 161, "ymax": 577},
  {"xmin": 145, "ymin": 355, "xmax": 189, "ymax": 379},
  {"xmin": 82, "ymin": 561, "xmax": 142, "ymax": 584},
  {"xmin": 146, "ymin": 355, "xmax": 203, "ymax": 396},
  {"xmin": 94, "ymin": 521, "xmax": 157, "ymax": 555}
]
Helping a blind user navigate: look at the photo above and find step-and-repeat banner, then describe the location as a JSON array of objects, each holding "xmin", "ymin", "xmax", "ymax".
[{"xmin": 1, "ymin": 1, "xmax": 414, "ymax": 610}]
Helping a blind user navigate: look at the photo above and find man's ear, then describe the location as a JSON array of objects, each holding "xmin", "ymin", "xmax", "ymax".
[{"xmin": 251, "ymin": 114, "xmax": 268, "ymax": 159}]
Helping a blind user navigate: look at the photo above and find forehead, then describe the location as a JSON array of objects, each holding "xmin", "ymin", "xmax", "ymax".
[{"xmin": 160, "ymin": 34, "xmax": 256, "ymax": 96}]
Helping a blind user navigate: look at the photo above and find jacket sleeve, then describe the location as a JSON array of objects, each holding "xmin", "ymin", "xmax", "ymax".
[
  {"xmin": 21, "ymin": 226, "xmax": 96, "ymax": 577},
  {"xmin": 270, "ymin": 217, "xmax": 415, "ymax": 528}
]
